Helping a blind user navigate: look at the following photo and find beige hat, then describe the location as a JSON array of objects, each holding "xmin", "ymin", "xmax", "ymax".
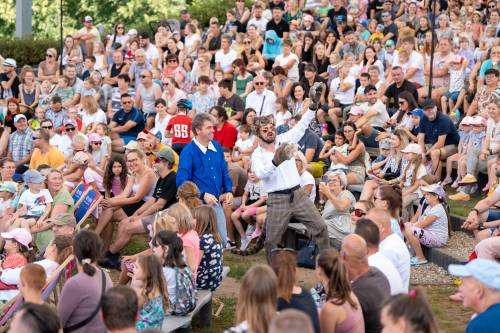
[{"xmin": 401, "ymin": 143, "xmax": 422, "ymax": 155}]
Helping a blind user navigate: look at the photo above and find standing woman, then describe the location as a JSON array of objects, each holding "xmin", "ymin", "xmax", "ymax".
[
  {"xmin": 224, "ymin": 264, "xmax": 277, "ymax": 333},
  {"xmin": 19, "ymin": 66, "xmax": 40, "ymax": 111},
  {"xmin": 270, "ymin": 249, "xmax": 320, "ymax": 333},
  {"xmin": 96, "ymin": 149, "xmax": 156, "ymax": 251},
  {"xmin": 38, "ymin": 48, "xmax": 59, "ymax": 84},
  {"xmin": 316, "ymin": 248, "xmax": 364, "ymax": 333},
  {"xmin": 58, "ymin": 230, "xmax": 113, "ymax": 333}
]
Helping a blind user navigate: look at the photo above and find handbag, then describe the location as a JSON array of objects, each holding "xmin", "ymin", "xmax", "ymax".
[
  {"xmin": 63, "ymin": 269, "xmax": 106, "ymax": 333},
  {"xmin": 296, "ymin": 239, "xmax": 319, "ymax": 269}
]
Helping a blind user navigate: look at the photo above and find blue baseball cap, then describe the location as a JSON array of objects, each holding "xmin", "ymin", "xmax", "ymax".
[
  {"xmin": 23, "ymin": 169, "xmax": 45, "ymax": 184},
  {"xmin": 408, "ymin": 108, "xmax": 424, "ymax": 117},
  {"xmin": 360, "ymin": 21, "xmax": 369, "ymax": 28},
  {"xmin": 449, "ymin": 259, "xmax": 500, "ymax": 290}
]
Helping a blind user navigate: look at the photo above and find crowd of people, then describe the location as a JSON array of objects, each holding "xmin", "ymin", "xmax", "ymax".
[{"xmin": 0, "ymin": 0, "xmax": 500, "ymax": 331}]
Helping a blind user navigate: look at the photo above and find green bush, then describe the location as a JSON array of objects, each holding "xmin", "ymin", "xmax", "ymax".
[
  {"xmin": 0, "ymin": 36, "xmax": 59, "ymax": 68},
  {"xmin": 189, "ymin": 0, "xmax": 253, "ymax": 28}
]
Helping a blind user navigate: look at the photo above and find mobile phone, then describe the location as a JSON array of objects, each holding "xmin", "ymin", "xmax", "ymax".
[{"xmin": 321, "ymin": 175, "xmax": 328, "ymax": 184}]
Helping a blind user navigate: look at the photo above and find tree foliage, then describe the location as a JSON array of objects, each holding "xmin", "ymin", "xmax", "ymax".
[{"xmin": 0, "ymin": 0, "xmax": 185, "ymax": 39}]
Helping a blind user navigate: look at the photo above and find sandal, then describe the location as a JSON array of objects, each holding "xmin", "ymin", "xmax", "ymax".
[{"xmin": 410, "ymin": 256, "xmax": 428, "ymax": 266}]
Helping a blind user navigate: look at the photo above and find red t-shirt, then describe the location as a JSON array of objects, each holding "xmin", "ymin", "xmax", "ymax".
[
  {"xmin": 166, "ymin": 114, "xmax": 192, "ymax": 144},
  {"xmin": 213, "ymin": 121, "xmax": 238, "ymax": 149}
]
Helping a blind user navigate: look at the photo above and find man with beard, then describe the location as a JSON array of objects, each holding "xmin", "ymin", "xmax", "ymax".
[{"xmin": 252, "ymin": 83, "xmax": 330, "ymax": 261}]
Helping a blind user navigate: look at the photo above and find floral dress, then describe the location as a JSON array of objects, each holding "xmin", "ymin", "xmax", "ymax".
[
  {"xmin": 136, "ymin": 296, "xmax": 165, "ymax": 331},
  {"xmin": 196, "ymin": 233, "xmax": 223, "ymax": 291}
]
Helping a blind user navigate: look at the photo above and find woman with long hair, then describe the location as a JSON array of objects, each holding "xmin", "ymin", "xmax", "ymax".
[
  {"xmin": 324, "ymin": 30, "xmax": 343, "ymax": 58},
  {"xmin": 60, "ymin": 35, "xmax": 83, "ymax": 69},
  {"xmin": 19, "ymin": 66, "xmax": 40, "ymax": 111},
  {"xmin": 225, "ymin": 264, "xmax": 277, "ymax": 333},
  {"xmin": 58, "ymin": 230, "xmax": 112, "ymax": 332},
  {"xmin": 232, "ymin": 59, "xmax": 254, "ymax": 98},
  {"xmin": 373, "ymin": 185, "xmax": 404, "ymax": 238},
  {"xmin": 400, "ymin": 144, "xmax": 428, "ymax": 222},
  {"xmin": 350, "ymin": 200, "xmax": 374, "ymax": 224},
  {"xmin": 289, "ymin": 82, "xmax": 311, "ymax": 116},
  {"xmin": 80, "ymin": 95, "xmax": 107, "ymax": 133},
  {"xmin": 312, "ymin": 42, "xmax": 329, "ymax": 78},
  {"xmin": 384, "ymin": 91, "xmax": 419, "ymax": 132},
  {"xmin": 333, "ymin": 122, "xmax": 366, "ymax": 185},
  {"xmin": 316, "ymin": 248, "xmax": 364, "ymax": 333},
  {"xmin": 106, "ymin": 22, "xmax": 127, "ymax": 56},
  {"xmin": 270, "ymin": 249, "xmax": 320, "ymax": 333},
  {"xmin": 192, "ymin": 205, "xmax": 223, "ymax": 291},
  {"xmin": 360, "ymin": 46, "xmax": 384, "ymax": 81},
  {"xmin": 38, "ymin": 48, "xmax": 59, "ymax": 83}
]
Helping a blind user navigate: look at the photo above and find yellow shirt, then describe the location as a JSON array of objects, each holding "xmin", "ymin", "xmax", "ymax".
[
  {"xmin": 29, "ymin": 147, "xmax": 65, "ymax": 170},
  {"xmin": 148, "ymin": 144, "xmax": 179, "ymax": 172}
]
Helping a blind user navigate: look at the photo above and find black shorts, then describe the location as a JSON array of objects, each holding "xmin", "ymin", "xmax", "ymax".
[{"xmin": 122, "ymin": 201, "xmax": 145, "ymax": 217}]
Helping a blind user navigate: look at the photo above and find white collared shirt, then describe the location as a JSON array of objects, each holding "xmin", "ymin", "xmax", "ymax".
[
  {"xmin": 245, "ymin": 89, "xmax": 277, "ymax": 117},
  {"xmin": 252, "ymin": 109, "xmax": 315, "ymax": 193},
  {"xmin": 193, "ymin": 137, "xmax": 217, "ymax": 154}
]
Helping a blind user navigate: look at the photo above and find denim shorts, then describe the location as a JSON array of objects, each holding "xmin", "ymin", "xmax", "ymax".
[{"xmin": 446, "ymin": 91, "xmax": 460, "ymax": 102}]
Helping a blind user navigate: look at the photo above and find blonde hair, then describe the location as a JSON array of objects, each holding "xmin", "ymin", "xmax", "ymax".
[
  {"xmin": 81, "ymin": 95, "xmax": 99, "ymax": 115},
  {"xmin": 164, "ymin": 203, "xmax": 195, "ymax": 234},
  {"xmin": 177, "ymin": 181, "xmax": 202, "ymax": 212},
  {"xmin": 236, "ymin": 264, "xmax": 277, "ymax": 333},
  {"xmin": 294, "ymin": 151, "xmax": 307, "ymax": 174}
]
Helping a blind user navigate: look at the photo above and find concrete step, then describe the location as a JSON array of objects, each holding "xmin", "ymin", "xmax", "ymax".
[{"xmin": 423, "ymin": 231, "xmax": 474, "ymax": 269}]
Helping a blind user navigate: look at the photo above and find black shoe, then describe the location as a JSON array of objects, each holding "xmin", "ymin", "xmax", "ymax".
[
  {"xmin": 225, "ymin": 240, "xmax": 236, "ymax": 250},
  {"xmin": 98, "ymin": 252, "xmax": 121, "ymax": 270}
]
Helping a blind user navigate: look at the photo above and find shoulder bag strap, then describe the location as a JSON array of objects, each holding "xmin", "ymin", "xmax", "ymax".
[
  {"xmin": 259, "ymin": 94, "xmax": 266, "ymax": 116},
  {"xmin": 63, "ymin": 269, "xmax": 106, "ymax": 333}
]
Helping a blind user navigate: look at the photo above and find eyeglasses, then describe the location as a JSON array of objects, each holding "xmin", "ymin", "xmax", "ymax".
[
  {"xmin": 42, "ymin": 126, "xmax": 53, "ymax": 130},
  {"xmin": 350, "ymin": 207, "xmax": 366, "ymax": 217},
  {"xmin": 126, "ymin": 158, "xmax": 139, "ymax": 164},
  {"xmin": 254, "ymin": 81, "xmax": 266, "ymax": 85},
  {"xmin": 117, "ymin": 26, "xmax": 125, "ymax": 29},
  {"xmin": 243, "ymin": 41, "xmax": 252, "ymax": 44},
  {"xmin": 140, "ymin": 75, "xmax": 150, "ymax": 79},
  {"xmin": 65, "ymin": 127, "xmax": 76, "ymax": 132},
  {"xmin": 163, "ymin": 82, "xmax": 170, "ymax": 86},
  {"xmin": 32, "ymin": 136, "xmax": 40, "ymax": 140},
  {"xmin": 327, "ymin": 178, "xmax": 340, "ymax": 184},
  {"xmin": 91, "ymin": 141, "xmax": 102, "ymax": 145}
]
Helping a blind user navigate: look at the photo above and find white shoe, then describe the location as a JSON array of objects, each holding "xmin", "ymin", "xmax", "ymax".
[
  {"xmin": 240, "ymin": 236, "xmax": 252, "ymax": 251},
  {"xmin": 451, "ymin": 179, "xmax": 460, "ymax": 188},
  {"xmin": 245, "ymin": 224, "xmax": 256, "ymax": 237},
  {"xmin": 441, "ymin": 176, "xmax": 453, "ymax": 186}
]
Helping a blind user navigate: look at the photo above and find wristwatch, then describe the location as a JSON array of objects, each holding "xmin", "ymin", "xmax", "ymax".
[{"xmin": 478, "ymin": 222, "xmax": 485, "ymax": 230}]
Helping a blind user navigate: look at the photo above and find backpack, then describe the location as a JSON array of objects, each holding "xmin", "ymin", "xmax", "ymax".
[{"xmin": 171, "ymin": 266, "xmax": 197, "ymax": 316}]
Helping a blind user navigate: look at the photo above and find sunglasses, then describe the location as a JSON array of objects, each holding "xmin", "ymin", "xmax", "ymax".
[
  {"xmin": 243, "ymin": 41, "xmax": 252, "ymax": 44},
  {"xmin": 140, "ymin": 75, "xmax": 150, "ymax": 79},
  {"xmin": 350, "ymin": 207, "xmax": 366, "ymax": 217},
  {"xmin": 168, "ymin": 59, "xmax": 178, "ymax": 63},
  {"xmin": 42, "ymin": 126, "xmax": 53, "ymax": 130},
  {"xmin": 117, "ymin": 26, "xmax": 125, "ymax": 29},
  {"xmin": 254, "ymin": 81, "xmax": 265, "ymax": 85},
  {"xmin": 32, "ymin": 136, "xmax": 40, "ymax": 140},
  {"xmin": 91, "ymin": 141, "xmax": 102, "ymax": 145},
  {"xmin": 46, "ymin": 54, "xmax": 54, "ymax": 58},
  {"xmin": 65, "ymin": 127, "xmax": 76, "ymax": 132},
  {"xmin": 154, "ymin": 157, "xmax": 168, "ymax": 163},
  {"xmin": 261, "ymin": 127, "xmax": 275, "ymax": 134}
]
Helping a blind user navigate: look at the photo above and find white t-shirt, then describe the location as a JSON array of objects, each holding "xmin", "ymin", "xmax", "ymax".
[
  {"xmin": 19, "ymin": 188, "xmax": 53, "ymax": 217},
  {"xmin": 154, "ymin": 114, "xmax": 173, "ymax": 144},
  {"xmin": 184, "ymin": 34, "xmax": 201, "ymax": 57},
  {"xmin": 393, "ymin": 51, "xmax": 425, "ymax": 86},
  {"xmin": 420, "ymin": 203, "xmax": 449, "ymax": 245},
  {"xmin": 215, "ymin": 49, "xmax": 239, "ymax": 73},
  {"xmin": 359, "ymin": 99, "xmax": 389, "ymax": 128},
  {"xmin": 235, "ymin": 137, "xmax": 254, "ymax": 152},
  {"xmin": 369, "ymin": 252, "xmax": 407, "ymax": 294},
  {"xmin": 247, "ymin": 17, "xmax": 268, "ymax": 32},
  {"xmin": 300, "ymin": 171, "xmax": 316, "ymax": 203},
  {"xmin": 49, "ymin": 134, "xmax": 65, "ymax": 152},
  {"xmin": 81, "ymin": 109, "xmax": 107, "ymax": 129},
  {"xmin": 275, "ymin": 110, "xmax": 292, "ymax": 127},
  {"xmin": 244, "ymin": 180, "xmax": 266, "ymax": 201},
  {"xmin": 402, "ymin": 163, "xmax": 427, "ymax": 196},
  {"xmin": 142, "ymin": 44, "xmax": 160, "ymax": 67},
  {"xmin": 487, "ymin": 118, "xmax": 500, "ymax": 155},
  {"xmin": 330, "ymin": 76, "xmax": 356, "ymax": 105},
  {"xmin": 379, "ymin": 233, "xmax": 411, "ymax": 291},
  {"xmin": 274, "ymin": 53, "xmax": 300, "ymax": 82}
]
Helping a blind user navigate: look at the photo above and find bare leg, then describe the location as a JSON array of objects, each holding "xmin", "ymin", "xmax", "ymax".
[
  {"xmin": 95, "ymin": 207, "xmax": 116, "ymax": 235},
  {"xmin": 441, "ymin": 95, "xmax": 448, "ymax": 114},
  {"xmin": 224, "ymin": 203, "xmax": 235, "ymax": 242},
  {"xmin": 404, "ymin": 223, "xmax": 425, "ymax": 259},
  {"xmin": 360, "ymin": 179, "xmax": 378, "ymax": 201},
  {"xmin": 109, "ymin": 219, "xmax": 145, "ymax": 253},
  {"xmin": 430, "ymin": 149, "xmax": 443, "ymax": 180},
  {"xmin": 231, "ymin": 210, "xmax": 246, "ymax": 238},
  {"xmin": 328, "ymin": 109, "xmax": 340, "ymax": 130}
]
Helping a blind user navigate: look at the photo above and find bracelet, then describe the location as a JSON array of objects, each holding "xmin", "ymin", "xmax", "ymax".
[{"xmin": 471, "ymin": 208, "xmax": 480, "ymax": 215}]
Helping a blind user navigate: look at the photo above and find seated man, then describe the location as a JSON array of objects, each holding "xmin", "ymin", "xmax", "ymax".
[
  {"xmin": 417, "ymin": 99, "xmax": 460, "ymax": 181},
  {"xmin": 29, "ymin": 128, "xmax": 65, "ymax": 170},
  {"xmin": 99, "ymin": 148, "xmax": 177, "ymax": 270},
  {"xmin": 109, "ymin": 93, "xmax": 145, "ymax": 152}
]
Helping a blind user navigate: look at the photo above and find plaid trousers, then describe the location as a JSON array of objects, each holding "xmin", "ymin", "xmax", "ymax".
[{"xmin": 265, "ymin": 187, "xmax": 330, "ymax": 261}]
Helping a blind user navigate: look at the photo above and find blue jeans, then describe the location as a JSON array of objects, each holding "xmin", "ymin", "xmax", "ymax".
[{"xmin": 212, "ymin": 204, "xmax": 227, "ymax": 247}]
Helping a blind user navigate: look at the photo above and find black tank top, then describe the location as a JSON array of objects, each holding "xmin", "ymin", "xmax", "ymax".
[{"xmin": 110, "ymin": 63, "xmax": 125, "ymax": 87}]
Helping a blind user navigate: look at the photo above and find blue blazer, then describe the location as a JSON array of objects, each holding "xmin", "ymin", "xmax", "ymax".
[{"xmin": 176, "ymin": 140, "xmax": 233, "ymax": 200}]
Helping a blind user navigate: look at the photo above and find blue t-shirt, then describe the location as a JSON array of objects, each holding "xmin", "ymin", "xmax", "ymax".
[
  {"xmin": 479, "ymin": 59, "xmax": 500, "ymax": 79},
  {"xmin": 111, "ymin": 107, "xmax": 145, "ymax": 137},
  {"xmin": 466, "ymin": 303, "xmax": 500, "ymax": 333},
  {"xmin": 419, "ymin": 112, "xmax": 460, "ymax": 146}
]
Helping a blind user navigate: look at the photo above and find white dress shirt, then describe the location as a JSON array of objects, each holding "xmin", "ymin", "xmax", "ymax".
[
  {"xmin": 252, "ymin": 109, "xmax": 315, "ymax": 193},
  {"xmin": 245, "ymin": 89, "xmax": 277, "ymax": 117}
]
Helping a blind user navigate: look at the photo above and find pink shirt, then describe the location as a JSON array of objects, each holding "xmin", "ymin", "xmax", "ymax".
[
  {"xmin": 111, "ymin": 175, "xmax": 126, "ymax": 196},
  {"xmin": 180, "ymin": 230, "xmax": 201, "ymax": 279}
]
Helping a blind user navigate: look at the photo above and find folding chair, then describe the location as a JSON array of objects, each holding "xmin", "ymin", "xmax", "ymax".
[
  {"xmin": 42, "ymin": 255, "xmax": 75, "ymax": 306},
  {"xmin": 74, "ymin": 190, "xmax": 102, "ymax": 230},
  {"xmin": 0, "ymin": 293, "xmax": 22, "ymax": 330},
  {"xmin": 71, "ymin": 181, "xmax": 90, "ymax": 209}
]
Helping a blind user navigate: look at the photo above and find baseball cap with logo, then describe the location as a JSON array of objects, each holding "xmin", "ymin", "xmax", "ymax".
[{"xmin": 84, "ymin": 15, "xmax": 93, "ymax": 22}]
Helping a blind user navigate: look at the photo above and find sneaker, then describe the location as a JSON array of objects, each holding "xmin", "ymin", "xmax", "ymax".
[
  {"xmin": 98, "ymin": 251, "xmax": 121, "ymax": 271},
  {"xmin": 458, "ymin": 174, "xmax": 478, "ymax": 185},
  {"xmin": 251, "ymin": 227, "xmax": 262, "ymax": 239},
  {"xmin": 240, "ymin": 236, "xmax": 252, "ymax": 251},
  {"xmin": 245, "ymin": 224, "xmax": 256, "ymax": 237},
  {"xmin": 448, "ymin": 192, "xmax": 470, "ymax": 201},
  {"xmin": 441, "ymin": 176, "xmax": 453, "ymax": 186},
  {"xmin": 225, "ymin": 240, "xmax": 236, "ymax": 249},
  {"xmin": 451, "ymin": 179, "xmax": 460, "ymax": 189},
  {"xmin": 410, "ymin": 256, "xmax": 428, "ymax": 266}
]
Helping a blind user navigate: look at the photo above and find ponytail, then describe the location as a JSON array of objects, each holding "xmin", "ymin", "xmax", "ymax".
[
  {"xmin": 81, "ymin": 258, "xmax": 96, "ymax": 276},
  {"xmin": 18, "ymin": 242, "xmax": 36, "ymax": 263},
  {"xmin": 73, "ymin": 230, "xmax": 102, "ymax": 277}
]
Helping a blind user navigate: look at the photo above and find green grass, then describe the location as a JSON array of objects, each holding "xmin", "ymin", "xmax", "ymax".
[
  {"xmin": 445, "ymin": 187, "xmax": 483, "ymax": 217},
  {"xmin": 223, "ymin": 251, "xmax": 267, "ymax": 281},
  {"xmin": 122, "ymin": 234, "xmax": 149, "ymax": 255},
  {"xmin": 193, "ymin": 298, "xmax": 237, "ymax": 333}
]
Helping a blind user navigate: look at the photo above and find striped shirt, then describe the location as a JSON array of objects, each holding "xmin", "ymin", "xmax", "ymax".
[{"xmin": 8, "ymin": 128, "xmax": 33, "ymax": 163}]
